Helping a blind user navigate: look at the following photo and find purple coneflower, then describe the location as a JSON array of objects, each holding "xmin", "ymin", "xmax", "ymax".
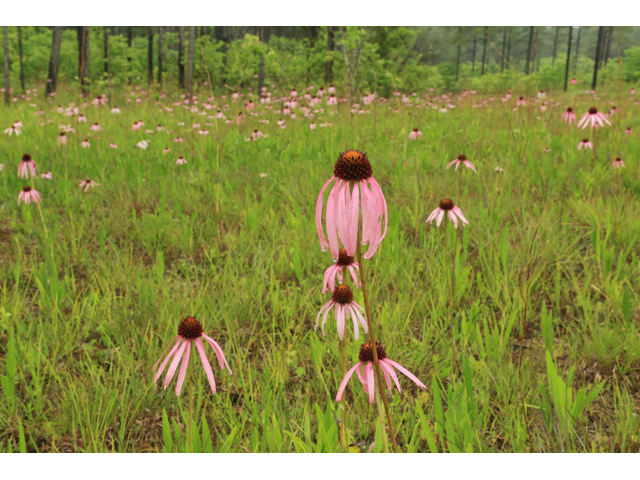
[
  {"xmin": 577, "ymin": 107, "xmax": 611, "ymax": 129},
  {"xmin": 57, "ymin": 132, "xmax": 67, "ymax": 145},
  {"xmin": 81, "ymin": 139, "xmax": 91, "ymax": 148},
  {"xmin": 322, "ymin": 248, "xmax": 360, "ymax": 294},
  {"xmin": 18, "ymin": 185, "xmax": 42, "ymax": 205},
  {"xmin": 612, "ymin": 157, "xmax": 625, "ymax": 169},
  {"xmin": 578, "ymin": 138, "xmax": 593, "ymax": 150},
  {"xmin": 625, "ymin": 127, "xmax": 632, "ymax": 134},
  {"xmin": 315, "ymin": 285, "xmax": 368, "ymax": 341},
  {"xmin": 426, "ymin": 198, "xmax": 469, "ymax": 229},
  {"xmin": 90, "ymin": 123, "xmax": 102, "ymax": 132},
  {"xmin": 516, "ymin": 96, "xmax": 526, "ymax": 107},
  {"xmin": 41, "ymin": 172, "xmax": 53, "ymax": 180},
  {"xmin": 153, "ymin": 316, "xmax": 231, "ymax": 396},
  {"xmin": 79, "ymin": 179, "xmax": 100, "ymax": 192},
  {"xmin": 18, "ymin": 154, "xmax": 37, "ymax": 179},
  {"xmin": 561, "ymin": 107, "xmax": 576, "ymax": 125},
  {"xmin": 445, "ymin": 154, "xmax": 477, "ymax": 173},
  {"xmin": 176, "ymin": 156, "xmax": 187, "ymax": 165},
  {"xmin": 408, "ymin": 128, "xmax": 422, "ymax": 140},
  {"xmin": 336, "ymin": 342, "xmax": 426, "ymax": 404},
  {"xmin": 110, "ymin": 143, "xmax": 117, "ymax": 149},
  {"xmin": 316, "ymin": 150, "xmax": 388, "ymax": 260}
]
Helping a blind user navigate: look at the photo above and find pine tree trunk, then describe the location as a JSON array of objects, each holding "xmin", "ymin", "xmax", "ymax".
[
  {"xmin": 179, "ymin": 27, "xmax": 185, "ymax": 90},
  {"xmin": 148, "ymin": 27, "xmax": 154, "ymax": 86},
  {"xmin": 564, "ymin": 26, "xmax": 572, "ymax": 91},
  {"xmin": 552, "ymin": 26, "xmax": 559, "ymax": 67},
  {"xmin": 3, "ymin": 27, "xmax": 9, "ymax": 106},
  {"xmin": 525, "ymin": 26, "xmax": 534, "ymax": 75},
  {"xmin": 471, "ymin": 32, "xmax": 477, "ymax": 73},
  {"xmin": 186, "ymin": 26, "xmax": 195, "ymax": 99},
  {"xmin": 592, "ymin": 26, "xmax": 604, "ymax": 90},
  {"xmin": 574, "ymin": 27, "xmax": 581, "ymax": 74},
  {"xmin": 481, "ymin": 27, "xmax": 488, "ymax": 76},
  {"xmin": 103, "ymin": 27, "xmax": 109, "ymax": 75},
  {"xmin": 18, "ymin": 27, "xmax": 25, "ymax": 91},
  {"xmin": 604, "ymin": 26, "xmax": 613, "ymax": 66},
  {"xmin": 77, "ymin": 26, "xmax": 90, "ymax": 94},
  {"xmin": 46, "ymin": 27, "xmax": 63, "ymax": 97},
  {"xmin": 500, "ymin": 28, "xmax": 507, "ymax": 72},
  {"xmin": 325, "ymin": 26, "xmax": 335, "ymax": 84},
  {"xmin": 455, "ymin": 27, "xmax": 462, "ymax": 81},
  {"xmin": 158, "ymin": 27, "xmax": 163, "ymax": 88}
]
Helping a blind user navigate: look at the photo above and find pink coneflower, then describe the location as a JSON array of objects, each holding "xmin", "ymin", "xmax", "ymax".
[
  {"xmin": 277, "ymin": 119, "xmax": 285, "ymax": 127},
  {"xmin": 78, "ymin": 179, "xmax": 100, "ymax": 191},
  {"xmin": 245, "ymin": 100, "xmax": 255, "ymax": 111},
  {"xmin": 236, "ymin": 112, "xmax": 245, "ymax": 125},
  {"xmin": 216, "ymin": 110, "xmax": 225, "ymax": 119},
  {"xmin": 561, "ymin": 107, "xmax": 576, "ymax": 124},
  {"xmin": 18, "ymin": 185, "xmax": 42, "ymax": 205},
  {"xmin": 57, "ymin": 132, "xmax": 67, "ymax": 145},
  {"xmin": 571, "ymin": 78, "xmax": 577, "ymax": 85},
  {"xmin": 439, "ymin": 106, "xmax": 448, "ymax": 113},
  {"xmin": 0, "ymin": 163, "xmax": 4, "ymax": 171},
  {"xmin": 132, "ymin": 121, "xmax": 141, "ymax": 130},
  {"xmin": 516, "ymin": 96, "xmax": 526, "ymax": 107},
  {"xmin": 426, "ymin": 198, "xmax": 469, "ymax": 229},
  {"xmin": 625, "ymin": 127, "xmax": 632, "ymax": 134},
  {"xmin": 309, "ymin": 122, "xmax": 316, "ymax": 130},
  {"xmin": 111, "ymin": 107, "xmax": 121, "ymax": 114},
  {"xmin": 174, "ymin": 137, "xmax": 183, "ymax": 143},
  {"xmin": 631, "ymin": 88, "xmax": 636, "ymax": 95},
  {"xmin": 408, "ymin": 128, "xmax": 422, "ymax": 140},
  {"xmin": 40, "ymin": 171, "xmax": 53, "ymax": 180},
  {"xmin": 231, "ymin": 91, "xmax": 239, "ymax": 101},
  {"xmin": 336, "ymin": 342, "xmax": 426, "ymax": 404},
  {"xmin": 5, "ymin": 125, "xmax": 20, "ymax": 136},
  {"xmin": 578, "ymin": 107, "xmax": 611, "ymax": 129},
  {"xmin": 90, "ymin": 122, "xmax": 102, "ymax": 132},
  {"xmin": 540, "ymin": 102, "xmax": 547, "ymax": 112},
  {"xmin": 578, "ymin": 138, "xmax": 593, "ymax": 150},
  {"xmin": 109, "ymin": 143, "xmax": 117, "ymax": 149},
  {"xmin": 260, "ymin": 172, "xmax": 268, "ymax": 178},
  {"xmin": 322, "ymin": 248, "xmax": 360, "ymax": 294},
  {"xmin": 77, "ymin": 114, "xmax": 87, "ymax": 123},
  {"xmin": 315, "ymin": 285, "xmax": 368, "ymax": 341},
  {"xmin": 176, "ymin": 156, "xmax": 187, "ymax": 165},
  {"xmin": 612, "ymin": 157, "xmax": 625, "ymax": 169},
  {"xmin": 495, "ymin": 167, "xmax": 505, "ymax": 173},
  {"xmin": 153, "ymin": 316, "xmax": 232, "ymax": 396},
  {"xmin": 316, "ymin": 150, "xmax": 388, "ymax": 260},
  {"xmin": 608, "ymin": 106, "xmax": 617, "ymax": 116},
  {"xmin": 81, "ymin": 139, "xmax": 91, "ymax": 148},
  {"xmin": 445, "ymin": 154, "xmax": 477, "ymax": 173},
  {"xmin": 136, "ymin": 141, "xmax": 149, "ymax": 149},
  {"xmin": 18, "ymin": 154, "xmax": 37, "ymax": 179},
  {"xmin": 163, "ymin": 147, "xmax": 171, "ymax": 154}
]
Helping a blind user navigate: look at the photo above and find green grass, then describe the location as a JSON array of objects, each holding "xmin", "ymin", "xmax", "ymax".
[{"xmin": 1, "ymin": 82, "xmax": 639, "ymax": 452}]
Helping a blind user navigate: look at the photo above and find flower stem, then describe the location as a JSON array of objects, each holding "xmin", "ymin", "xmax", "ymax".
[
  {"xmin": 355, "ymin": 234, "xmax": 399, "ymax": 453},
  {"xmin": 443, "ymin": 221, "xmax": 457, "ymax": 375},
  {"xmin": 341, "ymin": 335, "xmax": 348, "ymax": 452}
]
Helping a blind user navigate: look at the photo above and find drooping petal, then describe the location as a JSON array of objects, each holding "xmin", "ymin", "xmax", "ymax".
[
  {"xmin": 452, "ymin": 206, "xmax": 469, "ymax": 225},
  {"xmin": 201, "ymin": 334, "xmax": 232, "ymax": 374},
  {"xmin": 351, "ymin": 301, "xmax": 368, "ymax": 334},
  {"xmin": 426, "ymin": 207, "xmax": 439, "ymax": 223},
  {"xmin": 175, "ymin": 340, "xmax": 191, "ymax": 396},
  {"xmin": 360, "ymin": 180, "xmax": 372, "ymax": 245},
  {"xmin": 444, "ymin": 160, "xmax": 457, "ymax": 170},
  {"xmin": 164, "ymin": 339, "xmax": 188, "ymax": 389},
  {"xmin": 347, "ymin": 264, "xmax": 360, "ymax": 289},
  {"xmin": 154, "ymin": 337, "xmax": 184, "ymax": 383},
  {"xmin": 448, "ymin": 210, "xmax": 459, "ymax": 229},
  {"xmin": 379, "ymin": 358, "xmax": 392, "ymax": 389},
  {"xmin": 349, "ymin": 182, "xmax": 360, "ymax": 256},
  {"xmin": 336, "ymin": 303, "xmax": 345, "ymax": 340},
  {"xmin": 335, "ymin": 362, "xmax": 362, "ymax": 402},
  {"xmin": 195, "ymin": 337, "xmax": 216, "ymax": 394},
  {"xmin": 436, "ymin": 209, "xmax": 445, "ymax": 227},
  {"xmin": 380, "ymin": 359, "xmax": 402, "ymax": 393},
  {"xmin": 464, "ymin": 160, "xmax": 477, "ymax": 173},
  {"xmin": 367, "ymin": 362, "xmax": 376, "ymax": 404},
  {"xmin": 326, "ymin": 179, "xmax": 342, "ymax": 260},
  {"xmin": 315, "ymin": 177, "xmax": 336, "ymax": 251},
  {"xmin": 385, "ymin": 358, "xmax": 427, "ymax": 390},
  {"xmin": 153, "ymin": 335, "xmax": 180, "ymax": 371}
]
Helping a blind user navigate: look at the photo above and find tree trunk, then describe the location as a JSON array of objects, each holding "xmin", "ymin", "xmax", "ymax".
[
  {"xmin": 77, "ymin": 26, "xmax": 90, "ymax": 94},
  {"xmin": 533, "ymin": 28, "xmax": 540, "ymax": 73},
  {"xmin": 591, "ymin": 26, "xmax": 604, "ymax": 90},
  {"xmin": 564, "ymin": 26, "xmax": 573, "ymax": 91},
  {"xmin": 480, "ymin": 27, "xmax": 488, "ymax": 76},
  {"xmin": 3, "ymin": 27, "xmax": 9, "ymax": 106},
  {"xmin": 552, "ymin": 26, "xmax": 559, "ymax": 67},
  {"xmin": 221, "ymin": 26, "xmax": 229, "ymax": 85},
  {"xmin": 500, "ymin": 27, "xmax": 507, "ymax": 72},
  {"xmin": 455, "ymin": 27, "xmax": 462, "ymax": 81},
  {"xmin": 604, "ymin": 26, "xmax": 613, "ymax": 66},
  {"xmin": 471, "ymin": 32, "xmax": 477, "ymax": 73},
  {"xmin": 103, "ymin": 26, "xmax": 109, "ymax": 75},
  {"xmin": 148, "ymin": 27, "xmax": 153, "ymax": 86},
  {"xmin": 126, "ymin": 27, "xmax": 132, "ymax": 84},
  {"xmin": 525, "ymin": 26, "xmax": 534, "ymax": 75},
  {"xmin": 506, "ymin": 33, "xmax": 511, "ymax": 70},
  {"xmin": 186, "ymin": 26, "xmax": 195, "ymax": 100},
  {"xmin": 325, "ymin": 26, "xmax": 335, "ymax": 84},
  {"xmin": 46, "ymin": 27, "xmax": 63, "ymax": 97},
  {"xmin": 574, "ymin": 27, "xmax": 581, "ymax": 74},
  {"xmin": 178, "ymin": 26, "xmax": 185, "ymax": 89},
  {"xmin": 158, "ymin": 26, "xmax": 163, "ymax": 88},
  {"xmin": 18, "ymin": 27, "xmax": 25, "ymax": 92}
]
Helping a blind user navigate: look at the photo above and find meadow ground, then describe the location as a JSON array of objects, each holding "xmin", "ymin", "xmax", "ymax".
[{"xmin": 1, "ymin": 83, "xmax": 639, "ymax": 453}]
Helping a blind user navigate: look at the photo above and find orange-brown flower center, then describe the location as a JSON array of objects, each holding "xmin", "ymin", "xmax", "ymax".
[
  {"xmin": 439, "ymin": 198, "xmax": 454, "ymax": 211},
  {"xmin": 337, "ymin": 248, "xmax": 355, "ymax": 266},
  {"xmin": 332, "ymin": 284, "xmax": 353, "ymax": 304},
  {"xmin": 333, "ymin": 150, "xmax": 372, "ymax": 181},
  {"xmin": 358, "ymin": 342, "xmax": 387, "ymax": 362},
  {"xmin": 178, "ymin": 316, "xmax": 203, "ymax": 339}
]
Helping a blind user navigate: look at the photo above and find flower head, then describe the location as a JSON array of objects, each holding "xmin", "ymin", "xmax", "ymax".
[
  {"xmin": 336, "ymin": 342, "xmax": 426, "ymax": 404},
  {"xmin": 612, "ymin": 157, "xmax": 625, "ymax": 169},
  {"xmin": 322, "ymin": 248, "xmax": 360, "ymax": 294},
  {"xmin": 561, "ymin": 107, "xmax": 576, "ymax": 125},
  {"xmin": 78, "ymin": 179, "xmax": 100, "ymax": 191},
  {"xmin": 578, "ymin": 138, "xmax": 593, "ymax": 150},
  {"xmin": 18, "ymin": 185, "xmax": 42, "ymax": 205},
  {"xmin": 153, "ymin": 316, "xmax": 232, "ymax": 396},
  {"xmin": 316, "ymin": 150, "xmax": 388, "ymax": 260},
  {"xmin": 18, "ymin": 154, "xmax": 37, "ymax": 179},
  {"xmin": 445, "ymin": 154, "xmax": 477, "ymax": 173},
  {"xmin": 90, "ymin": 123, "xmax": 102, "ymax": 132},
  {"xmin": 577, "ymin": 107, "xmax": 611, "ymax": 129},
  {"xmin": 81, "ymin": 139, "xmax": 91, "ymax": 148},
  {"xmin": 315, "ymin": 285, "xmax": 368, "ymax": 341},
  {"xmin": 41, "ymin": 171, "xmax": 53, "ymax": 180},
  {"xmin": 426, "ymin": 198, "xmax": 469, "ymax": 229},
  {"xmin": 409, "ymin": 128, "xmax": 422, "ymax": 140},
  {"xmin": 176, "ymin": 156, "xmax": 187, "ymax": 165}
]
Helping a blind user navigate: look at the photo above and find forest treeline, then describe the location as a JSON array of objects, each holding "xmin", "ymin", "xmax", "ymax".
[{"xmin": 2, "ymin": 26, "xmax": 640, "ymax": 101}]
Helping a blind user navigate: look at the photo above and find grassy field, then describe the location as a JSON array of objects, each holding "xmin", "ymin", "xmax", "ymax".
[{"xmin": 1, "ymin": 82, "xmax": 639, "ymax": 453}]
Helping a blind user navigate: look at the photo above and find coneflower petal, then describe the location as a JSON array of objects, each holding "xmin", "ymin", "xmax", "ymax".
[
  {"xmin": 202, "ymin": 334, "xmax": 232, "ymax": 374},
  {"xmin": 154, "ymin": 338, "xmax": 184, "ymax": 383},
  {"xmin": 315, "ymin": 177, "xmax": 335, "ymax": 251},
  {"xmin": 164, "ymin": 339, "xmax": 188, "ymax": 389},
  {"xmin": 175, "ymin": 340, "xmax": 191, "ymax": 396},
  {"xmin": 195, "ymin": 337, "xmax": 216, "ymax": 394},
  {"xmin": 380, "ymin": 359, "xmax": 402, "ymax": 393},
  {"xmin": 335, "ymin": 362, "xmax": 362, "ymax": 402},
  {"xmin": 385, "ymin": 358, "xmax": 427, "ymax": 390}
]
